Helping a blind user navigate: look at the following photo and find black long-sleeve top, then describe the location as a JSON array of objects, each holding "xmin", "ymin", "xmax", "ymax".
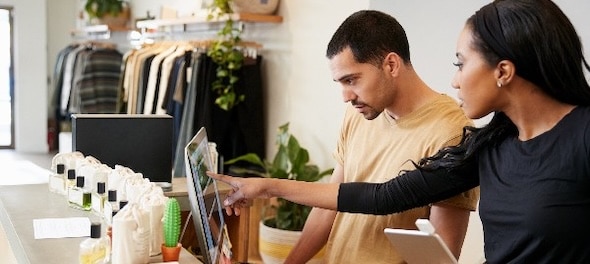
[{"xmin": 338, "ymin": 106, "xmax": 590, "ymax": 263}]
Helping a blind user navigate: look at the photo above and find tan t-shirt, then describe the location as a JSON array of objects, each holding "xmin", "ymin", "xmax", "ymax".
[{"xmin": 324, "ymin": 94, "xmax": 480, "ymax": 264}]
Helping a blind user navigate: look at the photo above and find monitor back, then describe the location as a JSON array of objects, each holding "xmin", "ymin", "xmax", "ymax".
[{"xmin": 72, "ymin": 114, "xmax": 173, "ymax": 183}]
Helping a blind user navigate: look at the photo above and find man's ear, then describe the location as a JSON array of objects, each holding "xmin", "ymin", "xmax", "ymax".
[
  {"xmin": 495, "ymin": 60, "xmax": 515, "ymax": 87},
  {"xmin": 384, "ymin": 52, "xmax": 402, "ymax": 77}
]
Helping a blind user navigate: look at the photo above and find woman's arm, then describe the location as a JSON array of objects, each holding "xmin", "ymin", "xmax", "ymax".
[
  {"xmin": 207, "ymin": 162, "xmax": 479, "ymax": 215},
  {"xmin": 338, "ymin": 164, "xmax": 479, "ymax": 215},
  {"xmin": 207, "ymin": 173, "xmax": 341, "ymax": 210}
]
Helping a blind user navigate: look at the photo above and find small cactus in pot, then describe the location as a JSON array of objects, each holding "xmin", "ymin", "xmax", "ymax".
[{"xmin": 162, "ymin": 197, "xmax": 182, "ymax": 261}]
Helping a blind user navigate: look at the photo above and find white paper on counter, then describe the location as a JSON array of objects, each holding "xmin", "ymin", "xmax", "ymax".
[{"xmin": 33, "ymin": 217, "xmax": 91, "ymax": 239}]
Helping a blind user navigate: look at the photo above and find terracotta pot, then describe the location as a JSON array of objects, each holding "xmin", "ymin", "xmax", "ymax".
[{"xmin": 161, "ymin": 243, "xmax": 182, "ymax": 262}]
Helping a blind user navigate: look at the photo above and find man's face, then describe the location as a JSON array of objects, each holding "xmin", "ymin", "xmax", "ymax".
[{"xmin": 329, "ymin": 47, "xmax": 391, "ymax": 120}]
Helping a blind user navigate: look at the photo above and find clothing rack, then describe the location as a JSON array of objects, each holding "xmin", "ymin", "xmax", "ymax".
[{"xmin": 130, "ymin": 38, "xmax": 263, "ymax": 61}]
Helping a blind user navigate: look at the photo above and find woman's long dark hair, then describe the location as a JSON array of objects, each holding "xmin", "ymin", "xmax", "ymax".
[{"xmin": 419, "ymin": 0, "xmax": 590, "ymax": 170}]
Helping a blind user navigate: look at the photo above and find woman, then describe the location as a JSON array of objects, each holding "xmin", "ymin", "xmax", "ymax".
[{"xmin": 208, "ymin": 0, "xmax": 590, "ymax": 262}]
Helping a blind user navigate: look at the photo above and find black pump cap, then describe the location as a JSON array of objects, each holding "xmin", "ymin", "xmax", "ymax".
[
  {"xmin": 76, "ymin": 176, "xmax": 85, "ymax": 188},
  {"xmin": 119, "ymin": 200, "xmax": 128, "ymax": 209},
  {"xmin": 90, "ymin": 222, "xmax": 101, "ymax": 238},
  {"xmin": 67, "ymin": 169, "xmax": 76, "ymax": 180},
  {"xmin": 56, "ymin": 164, "xmax": 65, "ymax": 174},
  {"xmin": 108, "ymin": 190, "xmax": 117, "ymax": 202},
  {"xmin": 97, "ymin": 182, "xmax": 106, "ymax": 194}
]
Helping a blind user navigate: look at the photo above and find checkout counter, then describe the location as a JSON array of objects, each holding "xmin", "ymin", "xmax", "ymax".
[{"xmin": 0, "ymin": 180, "xmax": 202, "ymax": 264}]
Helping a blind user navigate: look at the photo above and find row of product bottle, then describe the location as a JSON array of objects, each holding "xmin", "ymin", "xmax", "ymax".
[
  {"xmin": 49, "ymin": 164, "xmax": 115, "ymax": 214},
  {"xmin": 49, "ymin": 162, "xmax": 132, "ymax": 264},
  {"xmin": 49, "ymin": 151, "xmax": 172, "ymax": 263}
]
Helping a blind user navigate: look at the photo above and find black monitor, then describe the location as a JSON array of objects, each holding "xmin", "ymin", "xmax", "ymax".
[
  {"xmin": 184, "ymin": 127, "xmax": 231, "ymax": 264},
  {"xmin": 71, "ymin": 114, "xmax": 173, "ymax": 183}
]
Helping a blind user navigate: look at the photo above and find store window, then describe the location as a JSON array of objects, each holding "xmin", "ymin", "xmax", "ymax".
[{"xmin": 0, "ymin": 7, "xmax": 14, "ymax": 148}]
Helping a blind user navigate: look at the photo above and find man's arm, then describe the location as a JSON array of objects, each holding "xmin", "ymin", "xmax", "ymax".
[
  {"xmin": 284, "ymin": 165, "xmax": 344, "ymax": 263},
  {"xmin": 429, "ymin": 204, "xmax": 471, "ymax": 259}
]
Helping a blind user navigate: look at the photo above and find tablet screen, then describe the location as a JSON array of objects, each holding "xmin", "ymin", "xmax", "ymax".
[{"xmin": 185, "ymin": 127, "xmax": 230, "ymax": 263}]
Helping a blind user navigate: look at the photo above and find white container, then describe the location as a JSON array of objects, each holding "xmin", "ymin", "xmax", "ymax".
[{"xmin": 258, "ymin": 220, "xmax": 324, "ymax": 264}]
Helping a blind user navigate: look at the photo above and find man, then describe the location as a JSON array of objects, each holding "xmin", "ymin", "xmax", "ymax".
[{"xmin": 284, "ymin": 10, "xmax": 479, "ymax": 263}]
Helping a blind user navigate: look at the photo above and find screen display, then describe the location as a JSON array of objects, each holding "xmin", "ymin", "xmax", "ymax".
[{"xmin": 184, "ymin": 127, "xmax": 229, "ymax": 264}]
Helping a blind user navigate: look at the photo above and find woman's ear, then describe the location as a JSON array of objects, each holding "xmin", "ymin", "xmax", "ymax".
[{"xmin": 495, "ymin": 60, "xmax": 515, "ymax": 87}]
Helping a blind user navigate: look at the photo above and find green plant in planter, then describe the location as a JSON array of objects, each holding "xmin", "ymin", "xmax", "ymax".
[
  {"xmin": 225, "ymin": 123, "xmax": 334, "ymax": 231},
  {"xmin": 84, "ymin": 0, "xmax": 124, "ymax": 19},
  {"xmin": 206, "ymin": 0, "xmax": 245, "ymax": 111},
  {"xmin": 162, "ymin": 197, "xmax": 181, "ymax": 247}
]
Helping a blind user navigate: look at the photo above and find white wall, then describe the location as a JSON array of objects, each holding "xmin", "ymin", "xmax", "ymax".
[
  {"xmin": 46, "ymin": 0, "xmax": 76, "ymax": 120},
  {"xmin": 0, "ymin": 0, "xmax": 47, "ymax": 153}
]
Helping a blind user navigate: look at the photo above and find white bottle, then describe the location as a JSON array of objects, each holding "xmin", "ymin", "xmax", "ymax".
[
  {"xmin": 49, "ymin": 163, "xmax": 66, "ymax": 195},
  {"xmin": 79, "ymin": 222, "xmax": 110, "ymax": 264},
  {"xmin": 68, "ymin": 176, "xmax": 91, "ymax": 211},
  {"xmin": 66, "ymin": 169, "xmax": 77, "ymax": 192},
  {"xmin": 103, "ymin": 190, "xmax": 118, "ymax": 226},
  {"xmin": 91, "ymin": 182, "xmax": 107, "ymax": 216}
]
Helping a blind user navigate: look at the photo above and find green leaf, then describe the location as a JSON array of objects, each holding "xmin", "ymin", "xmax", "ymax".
[
  {"xmin": 229, "ymin": 75, "xmax": 239, "ymax": 84},
  {"xmin": 217, "ymin": 69, "xmax": 228, "ymax": 77},
  {"xmin": 225, "ymin": 153, "xmax": 265, "ymax": 167}
]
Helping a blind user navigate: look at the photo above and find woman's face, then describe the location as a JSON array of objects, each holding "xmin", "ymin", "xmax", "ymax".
[{"xmin": 451, "ymin": 26, "xmax": 502, "ymax": 119}]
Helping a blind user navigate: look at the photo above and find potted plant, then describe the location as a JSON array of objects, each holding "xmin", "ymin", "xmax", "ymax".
[
  {"xmin": 206, "ymin": 0, "xmax": 245, "ymax": 111},
  {"xmin": 161, "ymin": 197, "xmax": 182, "ymax": 262},
  {"xmin": 84, "ymin": 0, "xmax": 130, "ymax": 27},
  {"xmin": 225, "ymin": 123, "xmax": 333, "ymax": 263}
]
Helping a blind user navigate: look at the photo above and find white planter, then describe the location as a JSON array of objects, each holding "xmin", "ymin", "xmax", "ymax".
[{"xmin": 258, "ymin": 221, "xmax": 324, "ymax": 264}]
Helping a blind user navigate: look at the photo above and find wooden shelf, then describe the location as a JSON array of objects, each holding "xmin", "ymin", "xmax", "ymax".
[
  {"xmin": 136, "ymin": 12, "xmax": 283, "ymax": 30},
  {"xmin": 71, "ymin": 24, "xmax": 134, "ymax": 38}
]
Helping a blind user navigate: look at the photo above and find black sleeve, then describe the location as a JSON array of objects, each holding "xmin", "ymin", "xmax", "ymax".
[{"xmin": 337, "ymin": 162, "xmax": 480, "ymax": 215}]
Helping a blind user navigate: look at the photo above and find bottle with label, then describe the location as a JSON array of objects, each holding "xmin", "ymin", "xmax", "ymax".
[
  {"xmin": 66, "ymin": 169, "xmax": 77, "ymax": 191},
  {"xmin": 91, "ymin": 182, "xmax": 107, "ymax": 216},
  {"xmin": 103, "ymin": 189, "xmax": 119, "ymax": 244},
  {"xmin": 68, "ymin": 176, "xmax": 91, "ymax": 211},
  {"xmin": 103, "ymin": 190, "xmax": 118, "ymax": 227},
  {"xmin": 79, "ymin": 222, "xmax": 110, "ymax": 264},
  {"xmin": 48, "ymin": 163, "xmax": 66, "ymax": 195}
]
